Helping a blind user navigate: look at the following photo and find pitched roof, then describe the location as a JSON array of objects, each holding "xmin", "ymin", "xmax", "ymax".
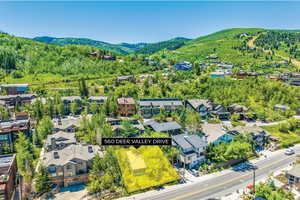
[
  {"xmin": 117, "ymin": 98, "xmax": 135, "ymax": 105},
  {"xmin": 149, "ymin": 121, "xmax": 182, "ymax": 132},
  {"xmin": 139, "ymin": 98, "xmax": 182, "ymax": 107},
  {"xmin": 62, "ymin": 96, "xmax": 82, "ymax": 102},
  {"xmin": 53, "ymin": 118, "xmax": 81, "ymax": 130},
  {"xmin": 288, "ymin": 164, "xmax": 300, "ymax": 178},
  {"xmin": 0, "ymin": 84, "xmax": 29, "ymax": 88},
  {"xmin": 172, "ymin": 134, "xmax": 206, "ymax": 150},
  {"xmin": 46, "ymin": 131, "xmax": 76, "ymax": 147},
  {"xmin": 88, "ymin": 96, "xmax": 108, "ymax": 102},
  {"xmin": 42, "ymin": 144, "xmax": 102, "ymax": 166},
  {"xmin": 186, "ymin": 99, "xmax": 212, "ymax": 110}
]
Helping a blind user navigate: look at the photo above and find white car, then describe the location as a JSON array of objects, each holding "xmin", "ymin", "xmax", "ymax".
[{"xmin": 285, "ymin": 148, "xmax": 295, "ymax": 155}]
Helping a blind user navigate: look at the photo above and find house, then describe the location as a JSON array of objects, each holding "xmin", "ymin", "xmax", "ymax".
[
  {"xmin": 146, "ymin": 121, "xmax": 182, "ymax": 135},
  {"xmin": 230, "ymin": 126, "xmax": 269, "ymax": 148},
  {"xmin": 185, "ymin": 99, "xmax": 213, "ymax": 118},
  {"xmin": 52, "ymin": 118, "xmax": 81, "ymax": 133},
  {"xmin": 201, "ymin": 122, "xmax": 227, "ymax": 143},
  {"xmin": 61, "ymin": 96, "xmax": 82, "ymax": 114},
  {"xmin": 45, "ymin": 131, "xmax": 77, "ymax": 152},
  {"xmin": 210, "ymin": 104, "xmax": 230, "ymax": 120},
  {"xmin": 210, "ymin": 69, "xmax": 232, "ymax": 78},
  {"xmin": 116, "ymin": 75, "xmax": 135, "ymax": 85},
  {"xmin": 106, "ymin": 118, "xmax": 145, "ymax": 136},
  {"xmin": 117, "ymin": 98, "xmax": 136, "ymax": 116},
  {"xmin": 173, "ymin": 61, "xmax": 192, "ymax": 71},
  {"xmin": 87, "ymin": 96, "xmax": 108, "ymax": 104},
  {"xmin": 172, "ymin": 134, "xmax": 207, "ymax": 169},
  {"xmin": 103, "ymin": 55, "xmax": 116, "ymax": 61},
  {"xmin": 274, "ymin": 104, "xmax": 290, "ymax": 111},
  {"xmin": 139, "ymin": 98, "xmax": 183, "ymax": 118},
  {"xmin": 227, "ymin": 104, "xmax": 249, "ymax": 120},
  {"xmin": 217, "ymin": 63, "xmax": 234, "ymax": 69},
  {"xmin": 234, "ymin": 71, "xmax": 260, "ymax": 80},
  {"xmin": 14, "ymin": 112, "xmax": 29, "ymax": 120},
  {"xmin": 286, "ymin": 164, "xmax": 300, "ymax": 186},
  {"xmin": 0, "ymin": 84, "xmax": 29, "ymax": 95},
  {"xmin": 61, "ymin": 96, "xmax": 82, "ymax": 104},
  {"xmin": 89, "ymin": 51, "xmax": 102, "ymax": 57},
  {"xmin": 42, "ymin": 144, "xmax": 103, "ymax": 187},
  {"xmin": 0, "ymin": 154, "xmax": 17, "ymax": 200},
  {"xmin": 126, "ymin": 150, "xmax": 146, "ymax": 175},
  {"xmin": 290, "ymin": 79, "xmax": 300, "ymax": 86},
  {"xmin": 206, "ymin": 55, "xmax": 219, "ymax": 59},
  {"xmin": 0, "ymin": 119, "xmax": 30, "ymax": 153},
  {"xmin": 0, "ymin": 94, "xmax": 36, "ymax": 107}
]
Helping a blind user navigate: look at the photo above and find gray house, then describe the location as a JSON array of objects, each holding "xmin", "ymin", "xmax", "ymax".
[
  {"xmin": 145, "ymin": 121, "xmax": 182, "ymax": 135},
  {"xmin": 139, "ymin": 98, "xmax": 183, "ymax": 118},
  {"xmin": 45, "ymin": 131, "xmax": 76, "ymax": 152},
  {"xmin": 42, "ymin": 144, "xmax": 102, "ymax": 187},
  {"xmin": 185, "ymin": 99, "xmax": 213, "ymax": 118},
  {"xmin": 52, "ymin": 118, "xmax": 81, "ymax": 133},
  {"xmin": 172, "ymin": 134, "xmax": 207, "ymax": 169},
  {"xmin": 287, "ymin": 164, "xmax": 300, "ymax": 186}
]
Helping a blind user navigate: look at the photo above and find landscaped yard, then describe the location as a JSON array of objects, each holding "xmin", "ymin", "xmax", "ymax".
[{"xmin": 116, "ymin": 146, "xmax": 179, "ymax": 193}]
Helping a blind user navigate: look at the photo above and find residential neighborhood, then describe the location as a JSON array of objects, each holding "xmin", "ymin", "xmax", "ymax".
[{"xmin": 1, "ymin": 2, "xmax": 300, "ymax": 200}]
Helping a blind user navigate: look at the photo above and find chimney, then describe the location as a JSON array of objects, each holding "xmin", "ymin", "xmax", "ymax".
[
  {"xmin": 53, "ymin": 152, "xmax": 59, "ymax": 159},
  {"xmin": 51, "ymin": 138, "xmax": 57, "ymax": 150},
  {"xmin": 88, "ymin": 146, "xmax": 93, "ymax": 153}
]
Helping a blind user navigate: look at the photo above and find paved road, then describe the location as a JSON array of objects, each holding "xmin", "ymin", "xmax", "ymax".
[{"xmin": 138, "ymin": 146, "xmax": 300, "ymax": 200}]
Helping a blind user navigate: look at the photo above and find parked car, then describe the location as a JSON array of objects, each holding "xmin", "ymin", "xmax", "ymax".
[
  {"xmin": 285, "ymin": 148, "xmax": 295, "ymax": 155},
  {"xmin": 190, "ymin": 169, "xmax": 199, "ymax": 177}
]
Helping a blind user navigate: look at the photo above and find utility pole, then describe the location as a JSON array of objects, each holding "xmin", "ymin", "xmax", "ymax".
[{"xmin": 253, "ymin": 169, "xmax": 256, "ymax": 194}]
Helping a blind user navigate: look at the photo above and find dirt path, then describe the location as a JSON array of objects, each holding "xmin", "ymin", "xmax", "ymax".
[{"xmin": 247, "ymin": 34, "xmax": 300, "ymax": 69}]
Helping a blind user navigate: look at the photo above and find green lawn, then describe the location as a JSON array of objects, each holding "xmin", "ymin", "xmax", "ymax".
[
  {"xmin": 116, "ymin": 146, "xmax": 179, "ymax": 193},
  {"xmin": 262, "ymin": 124, "xmax": 300, "ymax": 147}
]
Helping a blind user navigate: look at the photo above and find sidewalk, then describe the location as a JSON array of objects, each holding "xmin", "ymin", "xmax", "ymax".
[{"xmin": 118, "ymin": 144, "xmax": 300, "ymax": 200}]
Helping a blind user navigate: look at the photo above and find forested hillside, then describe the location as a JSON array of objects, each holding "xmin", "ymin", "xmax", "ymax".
[
  {"xmin": 254, "ymin": 31, "xmax": 300, "ymax": 60},
  {"xmin": 33, "ymin": 36, "xmax": 139, "ymax": 55},
  {"xmin": 33, "ymin": 36, "xmax": 190, "ymax": 55},
  {"xmin": 150, "ymin": 28, "xmax": 299, "ymax": 73},
  {"xmin": 0, "ymin": 33, "xmax": 156, "ymax": 85},
  {"xmin": 135, "ymin": 37, "xmax": 190, "ymax": 54}
]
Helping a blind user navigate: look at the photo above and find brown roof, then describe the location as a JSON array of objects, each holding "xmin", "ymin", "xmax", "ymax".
[{"xmin": 117, "ymin": 98, "xmax": 135, "ymax": 105}]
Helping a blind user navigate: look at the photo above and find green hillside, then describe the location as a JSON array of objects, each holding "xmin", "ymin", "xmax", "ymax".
[
  {"xmin": 151, "ymin": 28, "xmax": 299, "ymax": 73},
  {"xmin": 0, "ymin": 33, "xmax": 155, "ymax": 87},
  {"xmin": 33, "ymin": 36, "xmax": 136, "ymax": 55},
  {"xmin": 33, "ymin": 36, "xmax": 190, "ymax": 55},
  {"xmin": 135, "ymin": 37, "xmax": 190, "ymax": 54}
]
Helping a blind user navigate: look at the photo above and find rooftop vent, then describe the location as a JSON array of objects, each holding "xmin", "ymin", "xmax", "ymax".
[
  {"xmin": 53, "ymin": 152, "xmax": 59, "ymax": 159},
  {"xmin": 88, "ymin": 146, "xmax": 93, "ymax": 153}
]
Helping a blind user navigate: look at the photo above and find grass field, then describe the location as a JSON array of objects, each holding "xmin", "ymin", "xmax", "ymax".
[
  {"xmin": 262, "ymin": 124, "xmax": 300, "ymax": 147},
  {"xmin": 116, "ymin": 146, "xmax": 179, "ymax": 193}
]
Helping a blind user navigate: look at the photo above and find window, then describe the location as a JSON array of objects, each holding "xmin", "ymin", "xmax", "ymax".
[{"xmin": 48, "ymin": 165, "xmax": 56, "ymax": 173}]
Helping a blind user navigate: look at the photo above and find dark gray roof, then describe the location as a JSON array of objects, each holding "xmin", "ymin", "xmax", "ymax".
[
  {"xmin": 185, "ymin": 135, "xmax": 207, "ymax": 149},
  {"xmin": 186, "ymin": 99, "xmax": 212, "ymax": 110},
  {"xmin": 172, "ymin": 134, "xmax": 193, "ymax": 149},
  {"xmin": 172, "ymin": 134, "xmax": 206, "ymax": 150},
  {"xmin": 150, "ymin": 121, "xmax": 182, "ymax": 132}
]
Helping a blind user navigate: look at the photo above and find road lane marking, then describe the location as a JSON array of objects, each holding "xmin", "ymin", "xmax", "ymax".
[{"xmin": 170, "ymin": 155, "xmax": 294, "ymax": 200}]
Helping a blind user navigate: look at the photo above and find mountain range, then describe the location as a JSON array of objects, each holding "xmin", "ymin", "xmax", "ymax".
[{"xmin": 33, "ymin": 36, "xmax": 191, "ymax": 55}]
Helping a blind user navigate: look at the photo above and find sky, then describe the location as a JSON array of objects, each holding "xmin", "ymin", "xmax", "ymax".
[{"xmin": 0, "ymin": 1, "xmax": 300, "ymax": 43}]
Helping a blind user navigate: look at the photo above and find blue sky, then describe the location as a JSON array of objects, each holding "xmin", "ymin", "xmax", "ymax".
[{"xmin": 0, "ymin": 1, "xmax": 300, "ymax": 43}]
